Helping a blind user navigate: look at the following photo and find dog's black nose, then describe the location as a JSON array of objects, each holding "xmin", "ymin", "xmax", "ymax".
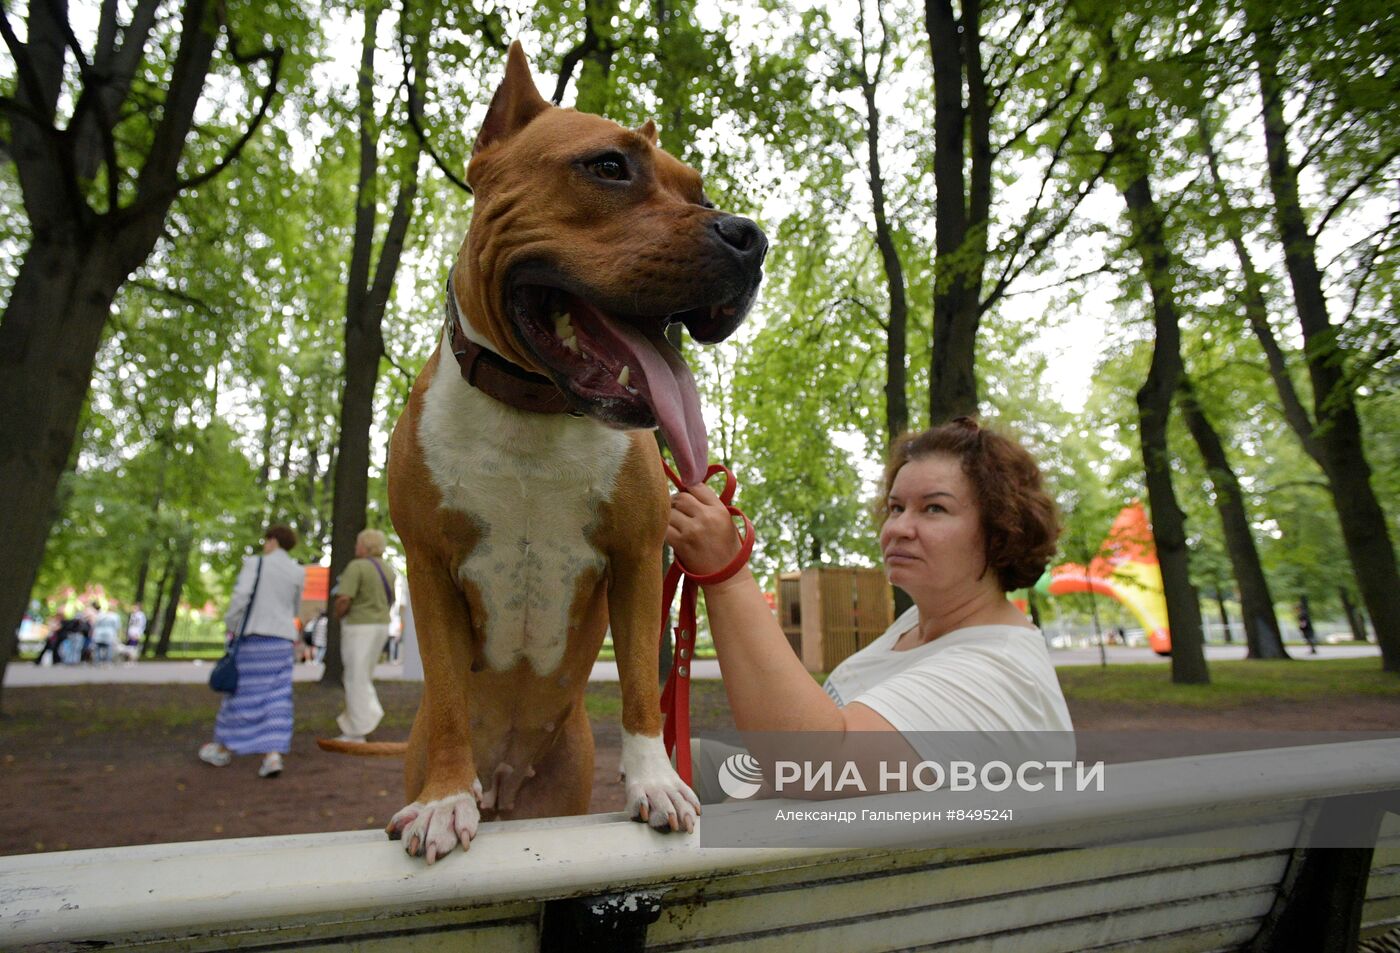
[{"xmin": 713, "ymin": 215, "xmax": 768, "ymax": 267}]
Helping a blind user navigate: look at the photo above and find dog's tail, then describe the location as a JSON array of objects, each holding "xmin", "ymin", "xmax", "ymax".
[{"xmin": 315, "ymin": 738, "xmax": 407, "ymax": 757}]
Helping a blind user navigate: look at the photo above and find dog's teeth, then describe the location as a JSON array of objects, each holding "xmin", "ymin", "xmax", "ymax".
[
  {"xmin": 553, "ymin": 314, "xmax": 574, "ymax": 339},
  {"xmin": 617, "ymin": 365, "xmax": 631, "ymax": 387},
  {"xmin": 562, "ymin": 335, "xmax": 580, "ymax": 353}
]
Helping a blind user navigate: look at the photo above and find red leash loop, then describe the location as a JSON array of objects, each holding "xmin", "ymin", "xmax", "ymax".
[{"xmin": 659, "ymin": 461, "xmax": 754, "ymax": 785}]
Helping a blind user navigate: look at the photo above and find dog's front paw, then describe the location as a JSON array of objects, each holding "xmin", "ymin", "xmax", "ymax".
[
  {"xmin": 388, "ymin": 781, "xmax": 484, "ymax": 864},
  {"xmin": 621, "ymin": 731, "xmax": 701, "ymax": 834}
]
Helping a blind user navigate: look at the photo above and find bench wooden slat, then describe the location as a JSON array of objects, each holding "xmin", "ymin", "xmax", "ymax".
[
  {"xmin": 1362, "ymin": 896, "xmax": 1400, "ymax": 936},
  {"xmin": 1, "ymin": 740, "xmax": 1396, "ymax": 952},
  {"xmin": 651, "ymin": 889, "xmax": 1275, "ymax": 953},
  {"xmin": 1368, "ymin": 869, "xmax": 1400, "ymax": 900},
  {"xmin": 649, "ymin": 842, "xmax": 1292, "ymax": 947}
]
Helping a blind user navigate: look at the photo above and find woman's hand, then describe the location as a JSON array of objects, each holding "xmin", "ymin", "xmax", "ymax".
[{"xmin": 666, "ymin": 482, "xmax": 742, "ymax": 577}]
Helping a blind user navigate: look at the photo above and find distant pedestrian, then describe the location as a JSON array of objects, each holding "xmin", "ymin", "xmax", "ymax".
[
  {"xmin": 385, "ymin": 621, "xmax": 402, "ymax": 663},
  {"xmin": 296, "ymin": 614, "xmax": 318, "ymax": 663},
  {"xmin": 1297, "ymin": 597, "xmax": 1318, "ymax": 655},
  {"xmin": 33, "ymin": 617, "xmax": 66, "ymax": 666},
  {"xmin": 57, "ymin": 613, "xmax": 89, "ymax": 665},
  {"xmin": 332, "ymin": 529, "xmax": 397, "ymax": 743},
  {"xmin": 198, "ymin": 524, "xmax": 306, "ymax": 779},
  {"xmin": 309, "ymin": 612, "xmax": 328, "ymax": 662},
  {"xmin": 80, "ymin": 601, "xmax": 101, "ymax": 662},
  {"xmin": 91, "ymin": 606, "xmax": 121, "ymax": 664},
  {"xmin": 123, "ymin": 603, "xmax": 146, "ymax": 661}
]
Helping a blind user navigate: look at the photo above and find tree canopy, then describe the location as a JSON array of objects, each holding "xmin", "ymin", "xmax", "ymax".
[{"xmin": 1, "ymin": 0, "xmax": 1395, "ymax": 690}]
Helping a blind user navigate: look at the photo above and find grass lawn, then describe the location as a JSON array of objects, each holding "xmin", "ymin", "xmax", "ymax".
[
  {"xmin": 1055, "ymin": 657, "xmax": 1400, "ymax": 707},
  {"xmin": 582, "ymin": 679, "xmax": 734, "ymax": 728}
]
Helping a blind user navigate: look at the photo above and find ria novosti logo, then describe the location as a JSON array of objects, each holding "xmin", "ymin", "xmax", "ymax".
[
  {"xmin": 717, "ymin": 754, "xmax": 1105, "ymax": 799},
  {"xmin": 717, "ymin": 753, "xmax": 765, "ymax": 799}
]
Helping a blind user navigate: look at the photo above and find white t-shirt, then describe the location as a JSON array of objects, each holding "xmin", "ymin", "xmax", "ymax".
[{"xmin": 824, "ymin": 606, "xmax": 1074, "ymax": 736}]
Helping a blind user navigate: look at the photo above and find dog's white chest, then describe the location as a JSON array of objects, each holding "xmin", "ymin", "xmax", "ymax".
[{"xmin": 419, "ymin": 347, "xmax": 628, "ymax": 675}]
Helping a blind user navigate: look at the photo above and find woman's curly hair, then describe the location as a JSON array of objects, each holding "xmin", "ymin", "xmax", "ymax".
[
  {"xmin": 264, "ymin": 523, "xmax": 299, "ymax": 553},
  {"xmin": 877, "ymin": 417, "xmax": 1060, "ymax": 592}
]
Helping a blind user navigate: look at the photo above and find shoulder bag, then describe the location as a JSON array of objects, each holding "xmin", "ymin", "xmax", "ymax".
[{"xmin": 210, "ymin": 556, "xmax": 264, "ymax": 694}]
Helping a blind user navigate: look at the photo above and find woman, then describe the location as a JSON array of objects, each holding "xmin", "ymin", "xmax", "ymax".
[
  {"xmin": 332, "ymin": 528, "xmax": 397, "ymax": 743},
  {"xmin": 199, "ymin": 524, "xmax": 306, "ymax": 779},
  {"xmin": 666, "ymin": 418, "xmax": 1072, "ymax": 802}
]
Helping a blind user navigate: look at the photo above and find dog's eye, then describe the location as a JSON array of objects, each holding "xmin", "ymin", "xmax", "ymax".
[{"xmin": 585, "ymin": 155, "xmax": 629, "ymax": 182}]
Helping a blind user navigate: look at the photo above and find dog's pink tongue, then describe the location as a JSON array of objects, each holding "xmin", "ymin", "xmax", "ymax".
[{"xmin": 574, "ymin": 303, "xmax": 708, "ymax": 486}]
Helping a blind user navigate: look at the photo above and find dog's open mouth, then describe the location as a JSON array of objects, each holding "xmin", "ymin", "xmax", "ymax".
[{"xmin": 509, "ymin": 282, "xmax": 752, "ymax": 485}]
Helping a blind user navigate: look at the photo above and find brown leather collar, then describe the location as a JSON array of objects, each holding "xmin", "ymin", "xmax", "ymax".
[{"xmin": 444, "ymin": 280, "xmax": 577, "ymax": 415}]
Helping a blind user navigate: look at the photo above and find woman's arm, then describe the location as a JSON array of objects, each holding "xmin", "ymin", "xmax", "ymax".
[
  {"xmin": 668, "ymin": 484, "xmax": 898, "ymax": 736},
  {"xmin": 222, "ymin": 556, "xmax": 258, "ymax": 635},
  {"xmin": 333, "ymin": 562, "xmax": 357, "ymax": 620}
]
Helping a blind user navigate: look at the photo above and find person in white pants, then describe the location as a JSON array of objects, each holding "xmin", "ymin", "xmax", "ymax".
[{"xmin": 333, "ymin": 529, "xmax": 397, "ymax": 742}]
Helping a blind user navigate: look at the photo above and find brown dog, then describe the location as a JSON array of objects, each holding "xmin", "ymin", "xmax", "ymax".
[{"xmin": 339, "ymin": 43, "xmax": 765, "ymax": 863}]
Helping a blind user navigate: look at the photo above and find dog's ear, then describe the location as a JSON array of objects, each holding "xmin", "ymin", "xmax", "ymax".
[
  {"xmin": 474, "ymin": 41, "xmax": 550, "ymax": 155},
  {"xmin": 636, "ymin": 120, "xmax": 658, "ymax": 146}
]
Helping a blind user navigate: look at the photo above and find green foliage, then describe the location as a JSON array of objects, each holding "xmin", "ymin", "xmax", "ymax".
[{"xmin": 12, "ymin": 0, "xmax": 1397, "ymax": 644}]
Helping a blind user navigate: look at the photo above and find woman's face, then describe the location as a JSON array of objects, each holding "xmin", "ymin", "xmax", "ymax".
[{"xmin": 879, "ymin": 454, "xmax": 988, "ymax": 598}]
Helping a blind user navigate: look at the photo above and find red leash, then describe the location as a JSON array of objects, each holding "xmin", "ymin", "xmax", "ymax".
[{"xmin": 658, "ymin": 461, "xmax": 754, "ymax": 785}]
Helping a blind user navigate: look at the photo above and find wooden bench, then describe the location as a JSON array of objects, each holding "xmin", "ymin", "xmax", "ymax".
[{"xmin": 2, "ymin": 738, "xmax": 1397, "ymax": 952}]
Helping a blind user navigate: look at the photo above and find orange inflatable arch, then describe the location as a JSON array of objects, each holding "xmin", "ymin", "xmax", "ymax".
[{"xmin": 1034, "ymin": 503, "xmax": 1172, "ymax": 655}]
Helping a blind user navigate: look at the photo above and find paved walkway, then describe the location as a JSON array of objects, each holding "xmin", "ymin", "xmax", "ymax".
[
  {"xmin": 4, "ymin": 642, "xmax": 1379, "ymax": 688},
  {"xmin": 2, "ymin": 657, "xmax": 725, "ymax": 687},
  {"xmin": 1049, "ymin": 642, "xmax": 1379, "ymax": 666}
]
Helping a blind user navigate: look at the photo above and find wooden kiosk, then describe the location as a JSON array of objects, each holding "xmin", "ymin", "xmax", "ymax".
[{"xmin": 777, "ymin": 567, "xmax": 894, "ymax": 673}]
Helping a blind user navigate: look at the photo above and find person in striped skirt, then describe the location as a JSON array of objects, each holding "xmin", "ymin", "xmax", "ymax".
[{"xmin": 199, "ymin": 524, "xmax": 306, "ymax": 779}]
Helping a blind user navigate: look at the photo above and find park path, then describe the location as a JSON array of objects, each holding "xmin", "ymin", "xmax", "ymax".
[
  {"xmin": 3, "ymin": 642, "xmax": 1379, "ymax": 688},
  {"xmin": 2, "ymin": 657, "xmax": 724, "ymax": 687}
]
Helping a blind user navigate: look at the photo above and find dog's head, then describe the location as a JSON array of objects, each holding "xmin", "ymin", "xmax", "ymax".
[{"xmin": 453, "ymin": 42, "xmax": 766, "ymax": 485}]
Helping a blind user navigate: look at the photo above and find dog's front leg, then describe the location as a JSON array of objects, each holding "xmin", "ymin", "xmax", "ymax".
[
  {"xmin": 610, "ymin": 539, "xmax": 701, "ymax": 833},
  {"xmin": 387, "ymin": 549, "xmax": 483, "ymax": 863}
]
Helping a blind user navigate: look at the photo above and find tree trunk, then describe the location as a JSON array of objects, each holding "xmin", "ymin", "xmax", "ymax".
[
  {"xmin": 1214, "ymin": 586, "xmax": 1232, "ymax": 643},
  {"xmin": 143, "ymin": 553, "xmax": 171, "ymax": 657},
  {"xmin": 1204, "ymin": 102, "xmax": 1388, "ymax": 660},
  {"xmin": 1253, "ymin": 29, "xmax": 1400, "ymax": 673},
  {"xmin": 857, "ymin": 1, "xmax": 909, "ymax": 445},
  {"xmin": 132, "ymin": 553, "xmax": 151, "ymax": 610},
  {"xmin": 324, "ymin": 314, "xmax": 383, "ymax": 682},
  {"xmin": 865, "ymin": 99, "xmax": 909, "ymax": 445},
  {"xmin": 924, "ymin": 0, "xmax": 989, "ymax": 423},
  {"xmin": 323, "ymin": 5, "xmax": 423, "ymax": 684},
  {"xmin": 1137, "ymin": 377, "xmax": 1208, "ymax": 684},
  {"xmin": 132, "ymin": 463, "xmax": 168, "ymax": 605},
  {"xmin": 1196, "ymin": 111, "xmax": 1321, "ymax": 460},
  {"xmin": 1179, "ymin": 377, "xmax": 1288, "ymax": 659},
  {"xmin": 0, "ymin": 237, "xmax": 128, "ymax": 710},
  {"xmin": 258, "ymin": 397, "xmax": 277, "ymax": 486},
  {"xmin": 1339, "ymin": 588, "xmax": 1367, "ymax": 643},
  {"xmin": 154, "ymin": 536, "xmax": 192, "ymax": 659},
  {"xmin": 0, "ymin": 0, "xmax": 231, "ymax": 709},
  {"xmin": 1105, "ymin": 69, "xmax": 1208, "ymax": 682},
  {"xmin": 1093, "ymin": 594, "xmax": 1109, "ymax": 666}
]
